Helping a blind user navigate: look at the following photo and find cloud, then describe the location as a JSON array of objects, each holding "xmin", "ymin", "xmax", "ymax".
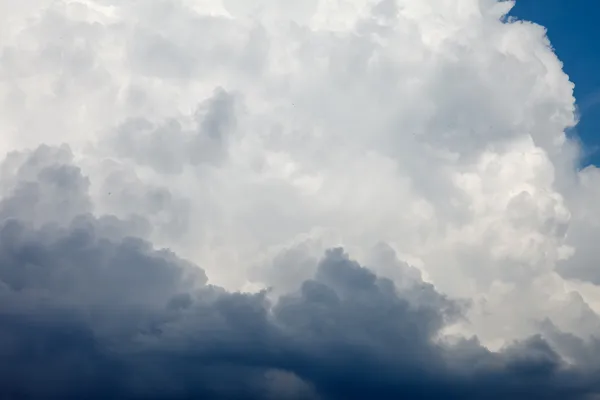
[
  {"xmin": 2, "ymin": 0, "xmax": 600, "ymax": 398},
  {"xmin": 110, "ymin": 87, "xmax": 237, "ymax": 173},
  {"xmin": 0, "ymin": 175, "xmax": 598, "ymax": 398}
]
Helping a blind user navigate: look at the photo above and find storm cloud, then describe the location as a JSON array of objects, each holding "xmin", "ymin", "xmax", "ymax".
[{"xmin": 0, "ymin": 146, "xmax": 596, "ymax": 399}]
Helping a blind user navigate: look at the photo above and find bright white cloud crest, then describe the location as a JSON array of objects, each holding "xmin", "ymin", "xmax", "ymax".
[{"xmin": 2, "ymin": 0, "xmax": 600, "ymax": 397}]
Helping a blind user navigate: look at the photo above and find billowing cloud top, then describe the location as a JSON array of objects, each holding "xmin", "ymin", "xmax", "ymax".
[{"xmin": 1, "ymin": 0, "xmax": 600, "ymax": 398}]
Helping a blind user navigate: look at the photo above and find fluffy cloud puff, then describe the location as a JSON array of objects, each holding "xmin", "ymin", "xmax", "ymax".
[
  {"xmin": 0, "ymin": 154, "xmax": 597, "ymax": 399},
  {"xmin": 2, "ymin": 0, "xmax": 600, "ymax": 398}
]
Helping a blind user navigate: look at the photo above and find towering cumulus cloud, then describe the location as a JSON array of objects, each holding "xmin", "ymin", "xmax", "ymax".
[{"xmin": 1, "ymin": 0, "xmax": 600, "ymax": 398}]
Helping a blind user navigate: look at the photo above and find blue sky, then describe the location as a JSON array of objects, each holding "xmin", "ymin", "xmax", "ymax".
[{"xmin": 510, "ymin": 0, "xmax": 600, "ymax": 166}]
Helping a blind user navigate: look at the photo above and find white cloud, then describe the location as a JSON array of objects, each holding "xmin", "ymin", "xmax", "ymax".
[{"xmin": 2, "ymin": 0, "xmax": 600, "ymax": 397}]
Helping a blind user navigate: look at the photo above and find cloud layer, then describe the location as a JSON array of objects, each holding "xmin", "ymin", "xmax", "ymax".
[{"xmin": 2, "ymin": 0, "xmax": 600, "ymax": 398}]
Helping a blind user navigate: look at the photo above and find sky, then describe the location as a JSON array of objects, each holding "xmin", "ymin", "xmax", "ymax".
[
  {"xmin": 510, "ymin": 0, "xmax": 600, "ymax": 166},
  {"xmin": 2, "ymin": 0, "xmax": 600, "ymax": 399}
]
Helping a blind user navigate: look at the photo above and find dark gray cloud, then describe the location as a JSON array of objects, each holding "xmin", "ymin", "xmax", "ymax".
[{"xmin": 0, "ymin": 144, "xmax": 599, "ymax": 400}]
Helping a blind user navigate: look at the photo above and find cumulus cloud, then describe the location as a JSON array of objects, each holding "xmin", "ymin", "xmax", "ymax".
[
  {"xmin": 0, "ymin": 183, "xmax": 598, "ymax": 398},
  {"xmin": 2, "ymin": 0, "xmax": 600, "ymax": 398}
]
